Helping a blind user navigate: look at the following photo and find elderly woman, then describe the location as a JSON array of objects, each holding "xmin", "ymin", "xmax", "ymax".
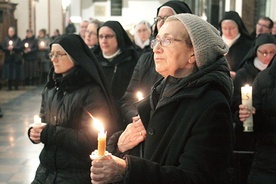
[
  {"xmin": 120, "ymin": 1, "xmax": 193, "ymax": 126},
  {"xmin": 219, "ymin": 11, "xmax": 253, "ymax": 78},
  {"xmin": 84, "ymin": 19, "xmax": 103, "ymax": 51},
  {"xmin": 90, "ymin": 14, "xmax": 234, "ymax": 184},
  {"xmin": 133, "ymin": 20, "xmax": 152, "ymax": 55},
  {"xmin": 28, "ymin": 34, "xmax": 119, "ymax": 184}
]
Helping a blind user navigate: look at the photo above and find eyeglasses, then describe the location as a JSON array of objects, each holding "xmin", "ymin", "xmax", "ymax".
[
  {"xmin": 48, "ymin": 53, "xmax": 67, "ymax": 59},
  {"xmin": 154, "ymin": 16, "xmax": 169, "ymax": 23},
  {"xmin": 257, "ymin": 23, "xmax": 270, "ymax": 29},
  {"xmin": 98, "ymin": 34, "xmax": 115, "ymax": 40},
  {"xmin": 150, "ymin": 37, "xmax": 183, "ymax": 49},
  {"xmin": 257, "ymin": 50, "xmax": 276, "ymax": 57}
]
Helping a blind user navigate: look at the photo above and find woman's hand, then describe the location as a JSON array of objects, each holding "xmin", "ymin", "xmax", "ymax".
[
  {"xmin": 239, "ymin": 104, "xmax": 255, "ymax": 122},
  {"xmin": 117, "ymin": 116, "xmax": 146, "ymax": 152},
  {"xmin": 90, "ymin": 155, "xmax": 127, "ymax": 184},
  {"xmin": 29, "ymin": 124, "xmax": 46, "ymax": 144}
]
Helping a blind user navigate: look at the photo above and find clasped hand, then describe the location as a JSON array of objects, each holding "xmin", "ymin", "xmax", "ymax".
[
  {"xmin": 29, "ymin": 125, "xmax": 46, "ymax": 144},
  {"xmin": 117, "ymin": 115, "xmax": 147, "ymax": 152},
  {"xmin": 239, "ymin": 104, "xmax": 256, "ymax": 122}
]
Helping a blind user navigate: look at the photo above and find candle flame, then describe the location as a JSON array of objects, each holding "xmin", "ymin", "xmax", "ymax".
[
  {"xmin": 136, "ymin": 91, "xmax": 144, "ymax": 101},
  {"xmin": 34, "ymin": 115, "xmax": 41, "ymax": 124},
  {"xmin": 9, "ymin": 40, "xmax": 13, "ymax": 45},
  {"xmin": 86, "ymin": 111, "xmax": 104, "ymax": 132}
]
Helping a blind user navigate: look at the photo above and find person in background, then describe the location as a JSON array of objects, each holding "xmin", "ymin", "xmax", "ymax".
[
  {"xmin": 36, "ymin": 28, "xmax": 51, "ymax": 85},
  {"xmin": 272, "ymin": 21, "xmax": 276, "ymax": 37},
  {"xmin": 22, "ymin": 29, "xmax": 38, "ymax": 86},
  {"xmin": 90, "ymin": 13, "xmax": 234, "ymax": 184},
  {"xmin": 231, "ymin": 33, "xmax": 276, "ymax": 184},
  {"xmin": 84, "ymin": 19, "xmax": 103, "ymax": 51},
  {"xmin": 133, "ymin": 20, "xmax": 152, "ymax": 56},
  {"xmin": 120, "ymin": 0, "xmax": 192, "ymax": 126},
  {"xmin": 79, "ymin": 20, "xmax": 89, "ymax": 40},
  {"xmin": 28, "ymin": 34, "xmax": 119, "ymax": 184},
  {"xmin": 65, "ymin": 18, "xmax": 76, "ymax": 34},
  {"xmin": 51, "ymin": 29, "xmax": 60, "ymax": 41},
  {"xmin": 250, "ymin": 17, "xmax": 273, "ymax": 38},
  {"xmin": 239, "ymin": 55, "xmax": 276, "ymax": 184},
  {"xmin": 2, "ymin": 26, "xmax": 23, "ymax": 90},
  {"xmin": 219, "ymin": 11, "xmax": 253, "ymax": 78},
  {"xmin": 93, "ymin": 20, "xmax": 139, "ymax": 128}
]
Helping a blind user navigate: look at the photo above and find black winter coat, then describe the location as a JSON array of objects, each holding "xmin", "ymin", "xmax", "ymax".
[
  {"xmin": 247, "ymin": 57, "xmax": 276, "ymax": 182},
  {"xmin": 120, "ymin": 52, "xmax": 161, "ymax": 125},
  {"xmin": 95, "ymin": 49, "xmax": 138, "ymax": 102},
  {"xmin": 109, "ymin": 57, "xmax": 234, "ymax": 184},
  {"xmin": 226, "ymin": 34, "xmax": 253, "ymax": 72},
  {"xmin": 31, "ymin": 67, "xmax": 117, "ymax": 184}
]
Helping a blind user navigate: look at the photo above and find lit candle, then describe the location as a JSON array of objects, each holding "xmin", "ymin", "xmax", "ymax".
[
  {"xmin": 136, "ymin": 91, "xmax": 144, "ymax": 101},
  {"xmin": 24, "ymin": 43, "xmax": 29, "ymax": 48},
  {"xmin": 241, "ymin": 84, "xmax": 253, "ymax": 132},
  {"xmin": 8, "ymin": 40, "xmax": 13, "ymax": 46},
  {"xmin": 34, "ymin": 115, "xmax": 41, "ymax": 125},
  {"xmin": 40, "ymin": 41, "xmax": 45, "ymax": 47},
  {"xmin": 92, "ymin": 117, "xmax": 106, "ymax": 156}
]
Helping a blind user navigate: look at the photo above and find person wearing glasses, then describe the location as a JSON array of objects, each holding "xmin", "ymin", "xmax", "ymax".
[
  {"xmin": 84, "ymin": 19, "xmax": 103, "ymax": 51},
  {"xmin": 90, "ymin": 13, "xmax": 234, "ymax": 184},
  {"xmin": 219, "ymin": 11, "xmax": 253, "ymax": 78},
  {"xmin": 239, "ymin": 55, "xmax": 276, "ymax": 184},
  {"xmin": 133, "ymin": 20, "xmax": 152, "ymax": 56},
  {"xmin": 231, "ymin": 33, "xmax": 276, "ymax": 184},
  {"xmin": 250, "ymin": 17, "xmax": 273, "ymax": 38},
  {"xmin": 28, "ymin": 34, "xmax": 119, "ymax": 184},
  {"xmin": 120, "ymin": 1, "xmax": 192, "ymax": 127},
  {"xmin": 92, "ymin": 20, "xmax": 139, "ymax": 128}
]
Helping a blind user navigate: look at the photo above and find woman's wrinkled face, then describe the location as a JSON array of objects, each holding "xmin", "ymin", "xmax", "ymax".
[
  {"xmin": 98, "ymin": 26, "xmax": 118, "ymax": 56},
  {"xmin": 137, "ymin": 24, "xmax": 151, "ymax": 42},
  {"xmin": 221, "ymin": 20, "xmax": 239, "ymax": 39},
  {"xmin": 256, "ymin": 43, "xmax": 276, "ymax": 65},
  {"xmin": 50, "ymin": 44, "xmax": 74, "ymax": 74},
  {"xmin": 85, "ymin": 23, "xmax": 99, "ymax": 47},
  {"xmin": 153, "ymin": 20, "xmax": 195, "ymax": 78}
]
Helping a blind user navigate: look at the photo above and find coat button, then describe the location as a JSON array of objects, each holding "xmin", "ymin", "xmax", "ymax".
[{"xmin": 148, "ymin": 128, "xmax": 155, "ymax": 135}]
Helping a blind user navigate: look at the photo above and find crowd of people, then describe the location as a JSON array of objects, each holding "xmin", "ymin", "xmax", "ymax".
[{"xmin": 0, "ymin": 0, "xmax": 274, "ymax": 183}]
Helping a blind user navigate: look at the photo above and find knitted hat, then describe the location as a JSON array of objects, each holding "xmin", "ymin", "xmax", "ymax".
[{"xmin": 167, "ymin": 14, "xmax": 228, "ymax": 68}]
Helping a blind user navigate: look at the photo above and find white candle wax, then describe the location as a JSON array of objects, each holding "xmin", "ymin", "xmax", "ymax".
[
  {"xmin": 241, "ymin": 84, "xmax": 253, "ymax": 132},
  {"xmin": 34, "ymin": 115, "xmax": 41, "ymax": 125}
]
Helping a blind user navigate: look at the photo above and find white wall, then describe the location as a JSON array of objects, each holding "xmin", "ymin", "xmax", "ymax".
[
  {"xmin": 11, "ymin": 0, "xmax": 162, "ymax": 39},
  {"xmin": 49, "ymin": 0, "xmax": 63, "ymax": 37},
  {"xmin": 12, "ymin": 0, "xmax": 28, "ymax": 39}
]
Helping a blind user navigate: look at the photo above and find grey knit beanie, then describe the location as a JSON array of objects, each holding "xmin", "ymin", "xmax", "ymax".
[{"xmin": 167, "ymin": 13, "xmax": 228, "ymax": 68}]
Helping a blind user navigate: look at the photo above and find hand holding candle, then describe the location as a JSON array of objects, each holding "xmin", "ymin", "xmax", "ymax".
[{"xmin": 241, "ymin": 84, "xmax": 253, "ymax": 132}]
